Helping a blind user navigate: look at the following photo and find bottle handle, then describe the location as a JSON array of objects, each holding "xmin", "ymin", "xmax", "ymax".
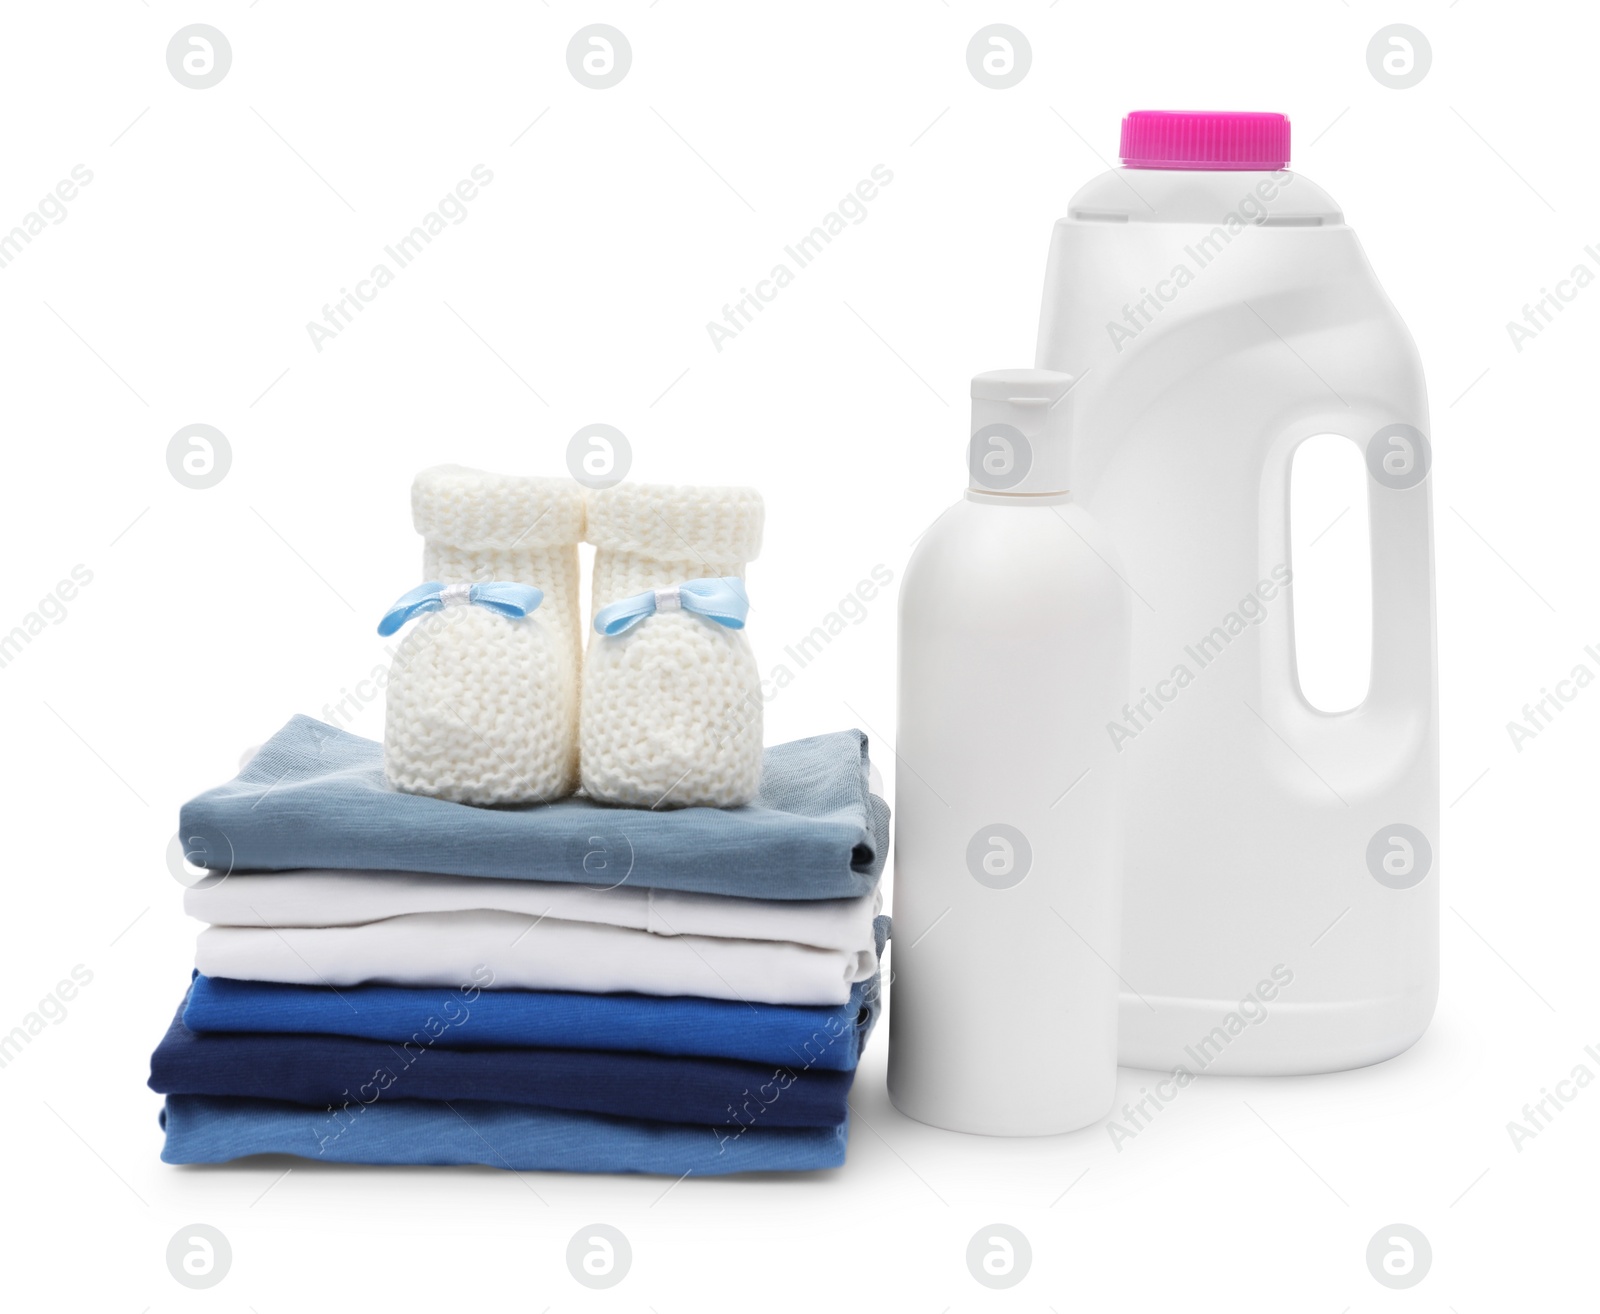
[{"xmin": 1257, "ymin": 409, "xmax": 1436, "ymax": 797}]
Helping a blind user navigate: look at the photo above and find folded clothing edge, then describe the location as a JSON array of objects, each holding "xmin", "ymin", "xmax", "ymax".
[
  {"xmin": 177, "ymin": 716, "xmax": 886, "ymax": 901},
  {"xmin": 158, "ymin": 1094, "xmax": 849, "ymax": 1176}
]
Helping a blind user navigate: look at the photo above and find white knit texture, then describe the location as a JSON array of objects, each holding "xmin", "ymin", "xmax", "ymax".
[
  {"xmin": 580, "ymin": 483, "xmax": 765, "ymax": 808},
  {"xmin": 383, "ymin": 466, "xmax": 584, "ymax": 804}
]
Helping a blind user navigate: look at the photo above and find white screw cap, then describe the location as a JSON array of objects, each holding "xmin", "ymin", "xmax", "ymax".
[{"xmin": 968, "ymin": 369, "xmax": 1076, "ymax": 496}]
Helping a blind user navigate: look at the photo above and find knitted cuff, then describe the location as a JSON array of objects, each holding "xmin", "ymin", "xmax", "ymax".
[
  {"xmin": 585, "ymin": 483, "xmax": 764, "ymax": 567},
  {"xmin": 411, "ymin": 465, "xmax": 585, "ymax": 551}
]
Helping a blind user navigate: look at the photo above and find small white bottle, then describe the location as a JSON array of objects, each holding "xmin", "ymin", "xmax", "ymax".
[{"xmin": 888, "ymin": 369, "xmax": 1131, "ymax": 1136}]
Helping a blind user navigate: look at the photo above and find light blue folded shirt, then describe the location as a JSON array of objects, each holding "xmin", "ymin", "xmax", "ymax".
[
  {"xmin": 178, "ymin": 715, "xmax": 888, "ymax": 899},
  {"xmin": 160, "ymin": 1095, "xmax": 848, "ymax": 1175}
]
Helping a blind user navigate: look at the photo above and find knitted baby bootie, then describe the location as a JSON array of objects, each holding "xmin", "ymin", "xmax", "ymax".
[
  {"xmin": 580, "ymin": 483, "xmax": 764, "ymax": 808},
  {"xmin": 380, "ymin": 465, "xmax": 585, "ymax": 804}
]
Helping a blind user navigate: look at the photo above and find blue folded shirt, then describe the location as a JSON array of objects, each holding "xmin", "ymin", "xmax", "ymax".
[
  {"xmin": 177, "ymin": 716, "xmax": 888, "ymax": 900},
  {"xmin": 184, "ymin": 917, "xmax": 890, "ymax": 1072},
  {"xmin": 160, "ymin": 1095, "xmax": 848, "ymax": 1175}
]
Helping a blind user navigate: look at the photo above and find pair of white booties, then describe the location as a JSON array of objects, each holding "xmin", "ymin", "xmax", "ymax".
[{"xmin": 381, "ymin": 466, "xmax": 764, "ymax": 809}]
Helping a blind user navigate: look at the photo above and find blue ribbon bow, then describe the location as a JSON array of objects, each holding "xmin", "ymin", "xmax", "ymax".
[
  {"xmin": 376, "ymin": 581, "xmax": 544, "ymax": 637},
  {"xmin": 593, "ymin": 577, "xmax": 750, "ymax": 637}
]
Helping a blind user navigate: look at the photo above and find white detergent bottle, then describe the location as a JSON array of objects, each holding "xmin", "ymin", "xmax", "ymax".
[
  {"xmin": 1034, "ymin": 111, "xmax": 1438, "ymax": 1075},
  {"xmin": 889, "ymin": 369, "xmax": 1131, "ymax": 1135}
]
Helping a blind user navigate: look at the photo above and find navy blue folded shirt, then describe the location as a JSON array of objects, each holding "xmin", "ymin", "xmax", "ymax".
[{"xmin": 150, "ymin": 992, "xmax": 856, "ymax": 1128}]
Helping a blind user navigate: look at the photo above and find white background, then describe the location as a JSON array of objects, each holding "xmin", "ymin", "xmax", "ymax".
[{"xmin": 1, "ymin": 1, "xmax": 1594, "ymax": 1307}]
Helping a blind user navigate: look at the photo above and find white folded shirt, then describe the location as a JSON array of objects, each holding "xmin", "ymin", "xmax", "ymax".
[
  {"xmin": 194, "ymin": 910, "xmax": 873, "ymax": 1005},
  {"xmin": 185, "ymin": 869, "xmax": 880, "ymax": 954}
]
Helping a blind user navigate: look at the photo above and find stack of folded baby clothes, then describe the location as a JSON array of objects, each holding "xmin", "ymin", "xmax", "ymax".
[{"xmin": 150, "ymin": 714, "xmax": 890, "ymax": 1175}]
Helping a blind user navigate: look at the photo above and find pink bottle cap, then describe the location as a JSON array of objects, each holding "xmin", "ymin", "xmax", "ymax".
[{"xmin": 1119, "ymin": 111, "xmax": 1290, "ymax": 171}]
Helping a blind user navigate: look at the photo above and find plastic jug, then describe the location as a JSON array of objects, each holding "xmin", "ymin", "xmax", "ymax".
[
  {"xmin": 889, "ymin": 370, "xmax": 1131, "ymax": 1134},
  {"xmin": 1033, "ymin": 112, "xmax": 1438, "ymax": 1075}
]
